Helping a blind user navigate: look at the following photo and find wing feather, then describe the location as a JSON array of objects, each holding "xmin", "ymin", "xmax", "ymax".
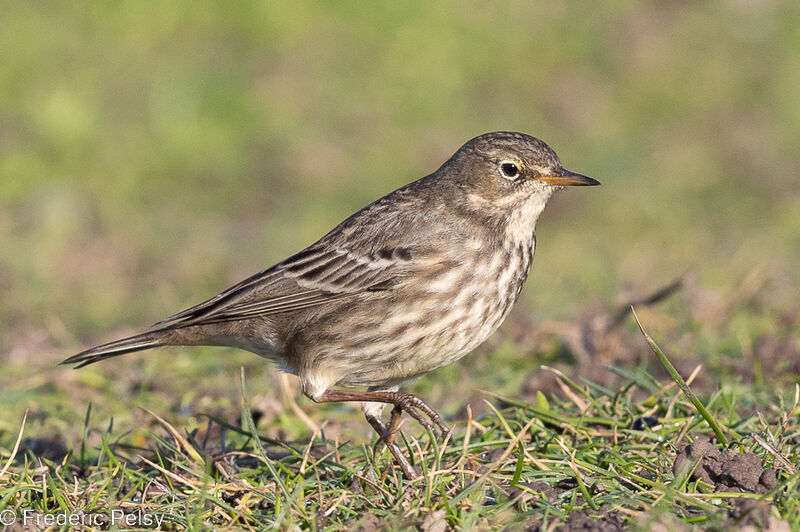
[{"xmin": 156, "ymin": 244, "xmax": 414, "ymax": 327}]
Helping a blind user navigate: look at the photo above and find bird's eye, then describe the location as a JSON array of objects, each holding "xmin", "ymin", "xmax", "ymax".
[{"xmin": 499, "ymin": 161, "xmax": 520, "ymax": 179}]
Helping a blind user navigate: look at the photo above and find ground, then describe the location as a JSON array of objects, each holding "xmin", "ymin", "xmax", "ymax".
[
  {"xmin": 1, "ymin": 2, "xmax": 799, "ymax": 530},
  {"xmin": 2, "ymin": 276, "xmax": 799, "ymax": 530}
]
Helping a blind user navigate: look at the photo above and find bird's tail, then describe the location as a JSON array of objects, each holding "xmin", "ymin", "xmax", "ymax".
[{"xmin": 61, "ymin": 330, "xmax": 166, "ymax": 368}]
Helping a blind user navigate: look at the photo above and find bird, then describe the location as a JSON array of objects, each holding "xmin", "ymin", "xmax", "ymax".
[{"xmin": 63, "ymin": 131, "xmax": 599, "ymax": 478}]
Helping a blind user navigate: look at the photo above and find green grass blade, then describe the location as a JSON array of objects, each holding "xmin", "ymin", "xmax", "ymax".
[{"xmin": 631, "ymin": 307, "xmax": 730, "ymax": 446}]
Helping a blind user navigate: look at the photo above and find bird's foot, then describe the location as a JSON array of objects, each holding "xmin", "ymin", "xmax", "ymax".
[
  {"xmin": 366, "ymin": 412, "xmax": 419, "ymax": 480},
  {"xmin": 314, "ymin": 388, "xmax": 450, "ymax": 477},
  {"xmin": 392, "ymin": 393, "xmax": 451, "ymax": 442}
]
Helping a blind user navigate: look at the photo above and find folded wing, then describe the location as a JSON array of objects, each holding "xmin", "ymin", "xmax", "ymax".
[{"xmin": 155, "ymin": 244, "xmax": 415, "ymax": 327}]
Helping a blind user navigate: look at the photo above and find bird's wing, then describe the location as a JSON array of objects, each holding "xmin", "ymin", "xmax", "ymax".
[
  {"xmin": 155, "ymin": 243, "xmax": 416, "ymax": 327},
  {"xmin": 156, "ymin": 178, "xmax": 453, "ymax": 328}
]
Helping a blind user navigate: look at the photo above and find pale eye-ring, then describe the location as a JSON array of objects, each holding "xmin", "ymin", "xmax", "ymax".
[{"xmin": 499, "ymin": 161, "xmax": 520, "ymax": 179}]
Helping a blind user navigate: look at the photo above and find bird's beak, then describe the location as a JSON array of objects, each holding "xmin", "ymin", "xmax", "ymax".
[{"xmin": 539, "ymin": 168, "xmax": 600, "ymax": 187}]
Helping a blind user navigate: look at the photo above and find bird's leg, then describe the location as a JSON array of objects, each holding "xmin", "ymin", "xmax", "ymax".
[
  {"xmin": 364, "ymin": 410, "xmax": 419, "ymax": 480},
  {"xmin": 314, "ymin": 389, "xmax": 450, "ymax": 440},
  {"xmin": 372, "ymin": 405, "xmax": 403, "ymax": 453},
  {"xmin": 384, "ymin": 405, "xmax": 404, "ymax": 445},
  {"xmin": 313, "ymin": 388, "xmax": 451, "ymax": 479}
]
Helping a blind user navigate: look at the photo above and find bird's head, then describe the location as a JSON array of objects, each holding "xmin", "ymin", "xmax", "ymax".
[{"xmin": 444, "ymin": 131, "xmax": 599, "ymax": 209}]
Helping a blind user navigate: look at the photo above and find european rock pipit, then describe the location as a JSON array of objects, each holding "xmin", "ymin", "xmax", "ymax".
[{"xmin": 64, "ymin": 131, "xmax": 599, "ymax": 478}]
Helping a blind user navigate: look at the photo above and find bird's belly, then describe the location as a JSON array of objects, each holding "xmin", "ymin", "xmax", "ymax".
[
  {"xmin": 334, "ymin": 294, "xmax": 514, "ymax": 389},
  {"xmin": 417, "ymin": 293, "xmax": 514, "ymax": 369},
  {"xmin": 334, "ymin": 242, "xmax": 533, "ymax": 388}
]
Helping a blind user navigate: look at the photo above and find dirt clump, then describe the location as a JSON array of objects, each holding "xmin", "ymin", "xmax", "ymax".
[
  {"xmin": 730, "ymin": 499, "xmax": 790, "ymax": 531},
  {"xmin": 516, "ymin": 481, "xmax": 629, "ymax": 531},
  {"xmin": 562, "ymin": 508, "xmax": 628, "ymax": 531},
  {"xmin": 21, "ymin": 437, "xmax": 68, "ymax": 461},
  {"xmin": 672, "ymin": 436, "xmax": 778, "ymax": 493}
]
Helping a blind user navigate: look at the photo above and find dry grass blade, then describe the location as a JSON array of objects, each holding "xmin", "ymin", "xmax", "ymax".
[
  {"xmin": 141, "ymin": 406, "xmax": 204, "ymax": 465},
  {"xmin": 555, "ymin": 376, "xmax": 588, "ymax": 411},
  {"xmin": 449, "ymin": 416, "xmax": 537, "ymax": 506},
  {"xmin": 137, "ymin": 455, "xmax": 200, "ymax": 489},
  {"xmin": 752, "ymin": 433, "xmax": 797, "ymax": 474},
  {"xmin": 0, "ymin": 408, "xmax": 27, "ymax": 481}
]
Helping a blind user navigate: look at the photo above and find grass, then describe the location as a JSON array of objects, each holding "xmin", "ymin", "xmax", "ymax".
[
  {"xmin": 1, "ymin": 2, "xmax": 799, "ymax": 529},
  {"xmin": 1, "ymin": 312, "xmax": 799, "ymax": 530}
]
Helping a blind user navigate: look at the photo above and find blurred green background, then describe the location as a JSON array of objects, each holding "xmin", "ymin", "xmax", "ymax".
[{"xmin": 1, "ymin": 2, "xmax": 798, "ymax": 438}]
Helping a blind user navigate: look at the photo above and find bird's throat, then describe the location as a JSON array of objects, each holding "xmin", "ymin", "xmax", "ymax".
[{"xmin": 504, "ymin": 193, "xmax": 550, "ymax": 246}]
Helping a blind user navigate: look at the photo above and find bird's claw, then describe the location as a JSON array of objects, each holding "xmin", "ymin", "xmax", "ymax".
[
  {"xmin": 372, "ymin": 429, "xmax": 396, "ymax": 455},
  {"xmin": 393, "ymin": 394, "xmax": 451, "ymax": 443},
  {"xmin": 437, "ymin": 424, "xmax": 452, "ymax": 444}
]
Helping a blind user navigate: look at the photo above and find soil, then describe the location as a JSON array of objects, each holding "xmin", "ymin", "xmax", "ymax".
[
  {"xmin": 672, "ymin": 435, "xmax": 778, "ymax": 494},
  {"xmin": 730, "ymin": 499, "xmax": 778, "ymax": 529},
  {"xmin": 562, "ymin": 509, "xmax": 628, "ymax": 531}
]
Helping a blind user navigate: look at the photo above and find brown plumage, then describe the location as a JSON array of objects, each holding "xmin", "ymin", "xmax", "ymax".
[{"xmin": 63, "ymin": 131, "xmax": 599, "ymax": 478}]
